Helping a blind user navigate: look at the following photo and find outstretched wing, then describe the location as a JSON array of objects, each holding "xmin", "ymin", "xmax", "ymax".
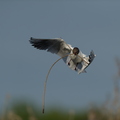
[
  {"xmin": 30, "ymin": 37, "xmax": 63, "ymax": 54},
  {"xmin": 29, "ymin": 37, "xmax": 72, "ymax": 57}
]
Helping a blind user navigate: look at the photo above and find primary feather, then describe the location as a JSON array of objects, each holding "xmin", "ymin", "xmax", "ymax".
[{"xmin": 30, "ymin": 37, "xmax": 71, "ymax": 55}]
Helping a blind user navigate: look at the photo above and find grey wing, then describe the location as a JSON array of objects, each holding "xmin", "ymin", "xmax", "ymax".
[{"xmin": 29, "ymin": 37, "xmax": 72, "ymax": 55}]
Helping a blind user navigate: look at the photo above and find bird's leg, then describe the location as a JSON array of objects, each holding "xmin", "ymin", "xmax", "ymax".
[
  {"xmin": 68, "ymin": 59, "xmax": 71, "ymax": 66},
  {"xmin": 74, "ymin": 63, "xmax": 79, "ymax": 71}
]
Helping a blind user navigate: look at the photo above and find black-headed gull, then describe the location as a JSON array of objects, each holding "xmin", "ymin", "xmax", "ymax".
[
  {"xmin": 29, "ymin": 37, "xmax": 96, "ymax": 113},
  {"xmin": 29, "ymin": 37, "xmax": 95, "ymax": 74}
]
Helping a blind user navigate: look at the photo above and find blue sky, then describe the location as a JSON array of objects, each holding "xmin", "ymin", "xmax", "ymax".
[{"xmin": 0, "ymin": 1, "xmax": 120, "ymax": 111}]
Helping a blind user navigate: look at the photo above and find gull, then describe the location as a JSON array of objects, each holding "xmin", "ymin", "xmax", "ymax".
[
  {"xmin": 29, "ymin": 37, "xmax": 96, "ymax": 113},
  {"xmin": 29, "ymin": 37, "xmax": 96, "ymax": 73}
]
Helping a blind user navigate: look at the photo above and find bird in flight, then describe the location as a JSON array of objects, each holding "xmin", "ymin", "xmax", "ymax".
[
  {"xmin": 29, "ymin": 37, "xmax": 95, "ymax": 73},
  {"xmin": 29, "ymin": 37, "xmax": 96, "ymax": 113}
]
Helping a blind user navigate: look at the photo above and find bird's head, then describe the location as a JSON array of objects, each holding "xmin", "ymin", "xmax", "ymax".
[{"xmin": 73, "ymin": 47, "xmax": 79, "ymax": 55}]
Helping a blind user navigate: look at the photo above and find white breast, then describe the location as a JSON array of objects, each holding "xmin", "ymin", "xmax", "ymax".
[{"xmin": 69, "ymin": 54, "xmax": 82, "ymax": 63}]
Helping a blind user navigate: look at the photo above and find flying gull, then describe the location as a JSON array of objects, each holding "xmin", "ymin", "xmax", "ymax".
[{"xmin": 29, "ymin": 37, "xmax": 95, "ymax": 73}]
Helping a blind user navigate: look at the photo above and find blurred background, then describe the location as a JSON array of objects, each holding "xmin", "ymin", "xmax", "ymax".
[{"xmin": 0, "ymin": 1, "xmax": 120, "ymax": 120}]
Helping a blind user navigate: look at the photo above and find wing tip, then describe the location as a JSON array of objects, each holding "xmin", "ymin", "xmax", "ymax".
[
  {"xmin": 29, "ymin": 37, "xmax": 33, "ymax": 43},
  {"xmin": 30, "ymin": 37, "xmax": 33, "ymax": 40},
  {"xmin": 29, "ymin": 37, "xmax": 36, "ymax": 44},
  {"xmin": 90, "ymin": 50, "xmax": 96, "ymax": 57}
]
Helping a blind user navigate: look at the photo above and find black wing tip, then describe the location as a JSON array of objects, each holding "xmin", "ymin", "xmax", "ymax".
[
  {"xmin": 29, "ymin": 37, "xmax": 35, "ymax": 44},
  {"xmin": 29, "ymin": 37, "xmax": 47, "ymax": 50},
  {"xmin": 30, "ymin": 37, "xmax": 33, "ymax": 40},
  {"xmin": 29, "ymin": 37, "xmax": 32, "ymax": 42},
  {"xmin": 29, "ymin": 37, "xmax": 34, "ymax": 41}
]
